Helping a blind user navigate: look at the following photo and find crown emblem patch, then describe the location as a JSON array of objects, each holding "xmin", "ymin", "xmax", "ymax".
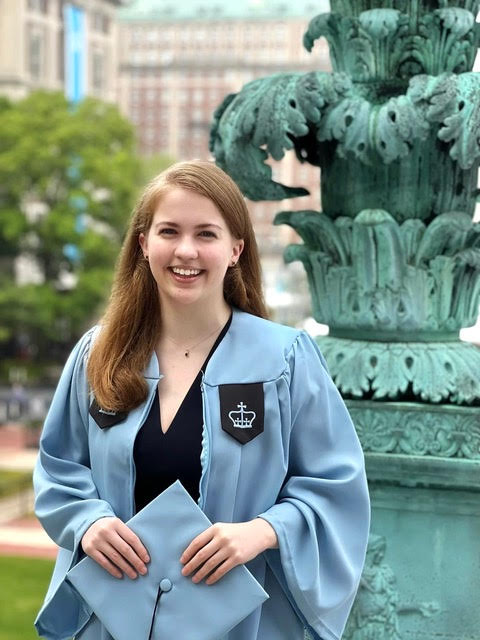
[
  {"xmin": 89, "ymin": 398, "xmax": 128, "ymax": 429},
  {"xmin": 220, "ymin": 383, "xmax": 264, "ymax": 444},
  {"xmin": 228, "ymin": 402, "xmax": 256, "ymax": 429}
]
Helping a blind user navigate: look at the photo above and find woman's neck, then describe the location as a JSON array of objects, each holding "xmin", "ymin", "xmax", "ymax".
[{"xmin": 159, "ymin": 299, "xmax": 231, "ymax": 345}]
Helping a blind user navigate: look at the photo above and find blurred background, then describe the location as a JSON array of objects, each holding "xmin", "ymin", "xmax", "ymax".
[{"xmin": 0, "ymin": 1, "xmax": 478, "ymax": 638}]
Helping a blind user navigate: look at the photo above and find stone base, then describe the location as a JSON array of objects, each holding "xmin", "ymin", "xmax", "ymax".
[
  {"xmin": 342, "ymin": 398, "xmax": 480, "ymax": 639},
  {"xmin": 349, "ymin": 469, "xmax": 480, "ymax": 640}
]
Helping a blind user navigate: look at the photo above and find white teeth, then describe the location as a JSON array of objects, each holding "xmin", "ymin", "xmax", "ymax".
[{"xmin": 171, "ymin": 267, "xmax": 201, "ymax": 276}]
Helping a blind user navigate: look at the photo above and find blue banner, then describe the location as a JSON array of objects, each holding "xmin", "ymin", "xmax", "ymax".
[{"xmin": 64, "ymin": 4, "xmax": 86, "ymax": 104}]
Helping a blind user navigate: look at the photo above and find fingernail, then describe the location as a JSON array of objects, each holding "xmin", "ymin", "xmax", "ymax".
[
  {"xmin": 139, "ymin": 567, "xmax": 147, "ymax": 575},
  {"xmin": 144, "ymin": 555, "xmax": 150, "ymax": 563}
]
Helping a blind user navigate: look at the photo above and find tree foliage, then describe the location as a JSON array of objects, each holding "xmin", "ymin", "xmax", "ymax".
[{"xmin": 0, "ymin": 91, "xmax": 141, "ymax": 362}]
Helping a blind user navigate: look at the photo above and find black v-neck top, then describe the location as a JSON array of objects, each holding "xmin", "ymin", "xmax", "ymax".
[{"xmin": 133, "ymin": 315, "xmax": 232, "ymax": 512}]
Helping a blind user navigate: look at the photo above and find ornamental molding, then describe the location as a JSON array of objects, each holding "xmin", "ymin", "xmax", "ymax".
[
  {"xmin": 304, "ymin": 8, "xmax": 479, "ymax": 81},
  {"xmin": 347, "ymin": 400, "xmax": 480, "ymax": 458},
  {"xmin": 211, "ymin": 70, "xmax": 480, "ymax": 204},
  {"xmin": 279, "ymin": 210, "xmax": 480, "ymax": 333}
]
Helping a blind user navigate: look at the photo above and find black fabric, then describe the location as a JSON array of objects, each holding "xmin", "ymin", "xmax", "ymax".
[
  {"xmin": 219, "ymin": 383, "xmax": 264, "ymax": 444},
  {"xmin": 89, "ymin": 399, "xmax": 128, "ymax": 429},
  {"xmin": 134, "ymin": 314, "xmax": 232, "ymax": 512}
]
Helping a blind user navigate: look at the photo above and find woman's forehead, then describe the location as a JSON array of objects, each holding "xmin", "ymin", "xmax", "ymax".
[{"xmin": 152, "ymin": 187, "xmax": 225, "ymax": 224}]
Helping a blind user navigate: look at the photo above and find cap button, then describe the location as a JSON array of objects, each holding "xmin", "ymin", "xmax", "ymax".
[{"xmin": 160, "ymin": 578, "xmax": 172, "ymax": 592}]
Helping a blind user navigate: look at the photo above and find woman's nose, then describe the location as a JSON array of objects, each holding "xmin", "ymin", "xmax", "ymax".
[{"xmin": 174, "ymin": 235, "xmax": 198, "ymax": 260}]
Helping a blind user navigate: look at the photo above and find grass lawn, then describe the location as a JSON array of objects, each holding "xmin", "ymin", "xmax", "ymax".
[
  {"xmin": 0, "ymin": 555, "xmax": 54, "ymax": 640},
  {"xmin": 0, "ymin": 470, "xmax": 32, "ymax": 498}
]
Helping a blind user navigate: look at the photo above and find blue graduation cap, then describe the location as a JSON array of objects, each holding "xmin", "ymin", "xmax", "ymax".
[{"xmin": 67, "ymin": 481, "xmax": 268, "ymax": 640}]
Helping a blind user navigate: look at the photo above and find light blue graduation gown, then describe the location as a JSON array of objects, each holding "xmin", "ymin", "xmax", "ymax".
[{"xmin": 33, "ymin": 309, "xmax": 370, "ymax": 640}]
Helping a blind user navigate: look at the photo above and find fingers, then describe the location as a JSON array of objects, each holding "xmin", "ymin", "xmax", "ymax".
[
  {"xmin": 181, "ymin": 541, "xmax": 228, "ymax": 581},
  {"xmin": 88, "ymin": 549, "xmax": 123, "ymax": 579},
  {"xmin": 180, "ymin": 526, "xmax": 214, "ymax": 565},
  {"xmin": 115, "ymin": 521, "xmax": 150, "ymax": 573},
  {"xmin": 191, "ymin": 549, "xmax": 231, "ymax": 584},
  {"xmin": 204, "ymin": 557, "xmax": 237, "ymax": 585},
  {"xmin": 104, "ymin": 540, "xmax": 147, "ymax": 580},
  {"xmin": 81, "ymin": 517, "xmax": 150, "ymax": 579},
  {"xmin": 180, "ymin": 521, "xmax": 268, "ymax": 585}
]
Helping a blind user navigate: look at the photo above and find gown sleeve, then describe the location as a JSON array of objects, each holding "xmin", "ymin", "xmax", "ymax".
[
  {"xmin": 33, "ymin": 327, "xmax": 115, "ymax": 554},
  {"xmin": 257, "ymin": 331, "xmax": 370, "ymax": 640}
]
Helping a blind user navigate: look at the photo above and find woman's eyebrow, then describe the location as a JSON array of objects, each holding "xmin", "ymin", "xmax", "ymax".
[
  {"xmin": 153, "ymin": 221, "xmax": 223, "ymax": 230},
  {"xmin": 196, "ymin": 223, "xmax": 223, "ymax": 230}
]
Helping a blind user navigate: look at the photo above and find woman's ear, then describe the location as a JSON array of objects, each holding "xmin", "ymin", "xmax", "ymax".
[
  {"xmin": 139, "ymin": 233, "xmax": 148, "ymax": 257},
  {"xmin": 232, "ymin": 239, "xmax": 244, "ymax": 263}
]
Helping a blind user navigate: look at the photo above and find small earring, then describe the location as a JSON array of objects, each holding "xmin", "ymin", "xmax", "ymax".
[
  {"xmin": 144, "ymin": 254, "xmax": 149, "ymax": 260},
  {"xmin": 230, "ymin": 260, "xmax": 237, "ymax": 267}
]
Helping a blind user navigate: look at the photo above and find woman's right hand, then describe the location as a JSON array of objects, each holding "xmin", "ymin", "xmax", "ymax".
[{"xmin": 81, "ymin": 517, "xmax": 150, "ymax": 579}]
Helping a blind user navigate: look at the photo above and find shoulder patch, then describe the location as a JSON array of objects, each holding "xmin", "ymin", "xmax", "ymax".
[
  {"xmin": 89, "ymin": 399, "xmax": 128, "ymax": 429},
  {"xmin": 219, "ymin": 383, "xmax": 264, "ymax": 444}
]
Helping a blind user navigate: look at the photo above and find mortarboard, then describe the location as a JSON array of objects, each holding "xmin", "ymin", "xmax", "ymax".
[{"xmin": 67, "ymin": 480, "xmax": 269, "ymax": 640}]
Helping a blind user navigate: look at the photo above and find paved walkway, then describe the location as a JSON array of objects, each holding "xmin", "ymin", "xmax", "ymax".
[{"xmin": 0, "ymin": 445, "xmax": 57, "ymax": 559}]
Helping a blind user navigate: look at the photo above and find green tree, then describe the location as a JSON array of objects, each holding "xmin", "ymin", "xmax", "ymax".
[
  {"xmin": 0, "ymin": 90, "xmax": 141, "ymax": 363},
  {"xmin": 139, "ymin": 151, "xmax": 175, "ymax": 185}
]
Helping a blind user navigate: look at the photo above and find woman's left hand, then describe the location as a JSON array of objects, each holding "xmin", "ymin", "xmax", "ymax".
[{"xmin": 180, "ymin": 518, "xmax": 278, "ymax": 585}]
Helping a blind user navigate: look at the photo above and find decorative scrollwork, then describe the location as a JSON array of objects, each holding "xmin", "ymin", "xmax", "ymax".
[
  {"xmin": 322, "ymin": 337, "xmax": 480, "ymax": 404},
  {"xmin": 210, "ymin": 71, "xmax": 351, "ymax": 201},
  {"xmin": 348, "ymin": 401, "xmax": 480, "ymax": 456},
  {"xmin": 304, "ymin": 8, "xmax": 478, "ymax": 81},
  {"xmin": 211, "ymin": 70, "xmax": 480, "ymax": 203},
  {"xmin": 278, "ymin": 209, "xmax": 480, "ymax": 332}
]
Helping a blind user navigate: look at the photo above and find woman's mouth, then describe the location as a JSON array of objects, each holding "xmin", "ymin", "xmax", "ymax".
[{"xmin": 169, "ymin": 267, "xmax": 203, "ymax": 280}]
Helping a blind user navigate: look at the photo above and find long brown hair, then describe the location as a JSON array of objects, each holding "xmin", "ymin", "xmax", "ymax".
[{"xmin": 87, "ymin": 160, "xmax": 268, "ymax": 412}]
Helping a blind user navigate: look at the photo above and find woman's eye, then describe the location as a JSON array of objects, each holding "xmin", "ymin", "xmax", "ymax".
[
  {"xmin": 199, "ymin": 230, "xmax": 216, "ymax": 238},
  {"xmin": 159, "ymin": 228, "xmax": 176, "ymax": 235}
]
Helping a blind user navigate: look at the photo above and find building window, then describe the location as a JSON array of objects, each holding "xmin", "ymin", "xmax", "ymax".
[
  {"xmin": 28, "ymin": 28, "xmax": 45, "ymax": 80},
  {"xmin": 192, "ymin": 89, "xmax": 203, "ymax": 104},
  {"xmin": 92, "ymin": 51, "xmax": 105, "ymax": 93},
  {"xmin": 58, "ymin": 28, "xmax": 64, "ymax": 80},
  {"xmin": 28, "ymin": 0, "xmax": 48, "ymax": 14},
  {"xmin": 145, "ymin": 129, "xmax": 155, "ymax": 143},
  {"xmin": 92, "ymin": 11, "xmax": 109, "ymax": 34},
  {"xmin": 147, "ymin": 29, "xmax": 159, "ymax": 44},
  {"xmin": 131, "ymin": 28, "xmax": 143, "ymax": 44}
]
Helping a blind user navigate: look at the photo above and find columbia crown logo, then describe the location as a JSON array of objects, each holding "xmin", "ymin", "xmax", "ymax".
[
  {"xmin": 228, "ymin": 402, "xmax": 256, "ymax": 429},
  {"xmin": 220, "ymin": 383, "xmax": 263, "ymax": 444}
]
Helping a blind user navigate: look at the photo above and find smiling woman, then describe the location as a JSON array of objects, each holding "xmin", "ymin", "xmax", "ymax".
[
  {"xmin": 33, "ymin": 161, "xmax": 370, "ymax": 640},
  {"xmin": 139, "ymin": 188, "xmax": 244, "ymax": 313}
]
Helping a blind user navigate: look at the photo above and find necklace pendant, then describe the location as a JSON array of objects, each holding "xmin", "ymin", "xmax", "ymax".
[{"xmin": 184, "ymin": 350, "xmax": 190, "ymax": 357}]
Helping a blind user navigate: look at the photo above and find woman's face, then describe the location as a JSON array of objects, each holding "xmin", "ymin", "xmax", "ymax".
[{"xmin": 139, "ymin": 187, "xmax": 244, "ymax": 310}]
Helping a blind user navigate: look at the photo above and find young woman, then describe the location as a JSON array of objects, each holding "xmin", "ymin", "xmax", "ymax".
[{"xmin": 34, "ymin": 161, "xmax": 370, "ymax": 640}]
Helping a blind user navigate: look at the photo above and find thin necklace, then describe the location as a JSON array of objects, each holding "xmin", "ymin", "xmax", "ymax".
[{"xmin": 165, "ymin": 323, "xmax": 224, "ymax": 358}]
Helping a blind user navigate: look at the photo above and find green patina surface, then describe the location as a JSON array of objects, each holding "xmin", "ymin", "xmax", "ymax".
[
  {"xmin": 210, "ymin": 0, "xmax": 480, "ymax": 406},
  {"xmin": 211, "ymin": 1, "xmax": 480, "ymax": 638}
]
